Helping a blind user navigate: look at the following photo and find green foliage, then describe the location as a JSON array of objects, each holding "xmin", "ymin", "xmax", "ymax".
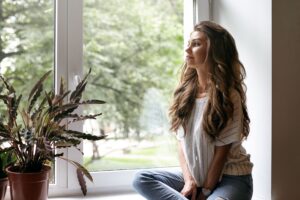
[
  {"xmin": 83, "ymin": 0, "xmax": 184, "ymax": 136},
  {"xmin": 0, "ymin": 0, "xmax": 54, "ymax": 115},
  {"xmin": 0, "ymin": 147, "xmax": 15, "ymax": 178},
  {"xmin": 0, "ymin": 0, "xmax": 184, "ymax": 139},
  {"xmin": 0, "ymin": 70, "xmax": 106, "ymax": 195}
]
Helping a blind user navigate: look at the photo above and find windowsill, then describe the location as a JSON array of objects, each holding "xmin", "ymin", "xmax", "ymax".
[
  {"xmin": 49, "ymin": 192, "xmax": 144, "ymax": 200},
  {"xmin": 4, "ymin": 191, "xmax": 144, "ymax": 200}
]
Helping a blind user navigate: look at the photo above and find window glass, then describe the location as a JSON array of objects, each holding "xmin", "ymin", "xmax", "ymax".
[
  {"xmin": 0, "ymin": 0, "xmax": 54, "ymax": 180},
  {"xmin": 83, "ymin": 0, "xmax": 183, "ymax": 171}
]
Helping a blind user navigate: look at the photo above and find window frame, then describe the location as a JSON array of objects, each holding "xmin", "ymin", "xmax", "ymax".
[{"xmin": 49, "ymin": 0, "xmax": 211, "ymax": 196}]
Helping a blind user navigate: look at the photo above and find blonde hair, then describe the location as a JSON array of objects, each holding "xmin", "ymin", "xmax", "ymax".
[{"xmin": 169, "ymin": 21, "xmax": 250, "ymax": 139}]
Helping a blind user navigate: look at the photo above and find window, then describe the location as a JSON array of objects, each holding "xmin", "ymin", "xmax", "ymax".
[
  {"xmin": 52, "ymin": 0, "xmax": 206, "ymax": 196},
  {"xmin": 82, "ymin": 0, "xmax": 183, "ymax": 172},
  {"xmin": 0, "ymin": 0, "xmax": 204, "ymax": 196}
]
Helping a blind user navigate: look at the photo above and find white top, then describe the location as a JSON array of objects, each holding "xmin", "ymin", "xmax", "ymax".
[{"xmin": 176, "ymin": 90, "xmax": 253, "ymax": 186}]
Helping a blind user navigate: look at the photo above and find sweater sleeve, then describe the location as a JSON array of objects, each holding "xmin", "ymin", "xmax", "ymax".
[{"xmin": 215, "ymin": 91, "xmax": 243, "ymax": 146}]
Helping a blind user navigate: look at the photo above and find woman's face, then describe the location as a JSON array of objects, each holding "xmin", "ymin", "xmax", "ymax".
[{"xmin": 185, "ymin": 31, "xmax": 209, "ymax": 69}]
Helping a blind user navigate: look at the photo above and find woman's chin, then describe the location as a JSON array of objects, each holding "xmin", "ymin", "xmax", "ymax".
[{"xmin": 187, "ymin": 63, "xmax": 198, "ymax": 69}]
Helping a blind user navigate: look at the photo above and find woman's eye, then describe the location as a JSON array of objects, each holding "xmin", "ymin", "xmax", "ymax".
[{"xmin": 192, "ymin": 42, "xmax": 201, "ymax": 47}]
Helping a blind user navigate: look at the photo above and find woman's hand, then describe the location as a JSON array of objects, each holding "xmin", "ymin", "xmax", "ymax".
[
  {"xmin": 177, "ymin": 141, "xmax": 198, "ymax": 199},
  {"xmin": 180, "ymin": 179, "xmax": 197, "ymax": 200},
  {"xmin": 196, "ymin": 192, "xmax": 207, "ymax": 200}
]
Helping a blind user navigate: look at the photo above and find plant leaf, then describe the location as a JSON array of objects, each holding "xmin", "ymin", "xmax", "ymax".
[
  {"xmin": 21, "ymin": 109, "xmax": 32, "ymax": 128},
  {"xmin": 31, "ymin": 95, "xmax": 48, "ymax": 120},
  {"xmin": 27, "ymin": 83, "xmax": 43, "ymax": 113},
  {"xmin": 0, "ymin": 121, "xmax": 9, "ymax": 134},
  {"xmin": 0, "ymin": 138, "xmax": 10, "ymax": 143},
  {"xmin": 45, "ymin": 91, "xmax": 53, "ymax": 107},
  {"xmin": 70, "ymin": 82, "xmax": 87, "ymax": 103},
  {"xmin": 52, "ymin": 135, "xmax": 81, "ymax": 147},
  {"xmin": 53, "ymin": 104, "xmax": 79, "ymax": 121},
  {"xmin": 65, "ymin": 129, "xmax": 107, "ymax": 140},
  {"xmin": 51, "ymin": 91, "xmax": 70, "ymax": 106},
  {"xmin": 0, "ymin": 95, "xmax": 8, "ymax": 104},
  {"xmin": 80, "ymin": 100, "xmax": 106, "ymax": 105},
  {"xmin": 77, "ymin": 168, "xmax": 87, "ymax": 196},
  {"xmin": 0, "ymin": 75, "xmax": 15, "ymax": 93},
  {"xmin": 7, "ymin": 93, "xmax": 21, "ymax": 128},
  {"xmin": 69, "ymin": 69, "xmax": 91, "ymax": 103},
  {"xmin": 59, "ymin": 157, "xmax": 93, "ymax": 196},
  {"xmin": 67, "ymin": 113, "xmax": 102, "ymax": 124},
  {"xmin": 28, "ymin": 70, "xmax": 52, "ymax": 101}
]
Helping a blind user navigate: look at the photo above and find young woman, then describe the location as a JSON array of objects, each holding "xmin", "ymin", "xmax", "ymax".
[{"xmin": 133, "ymin": 21, "xmax": 253, "ymax": 200}]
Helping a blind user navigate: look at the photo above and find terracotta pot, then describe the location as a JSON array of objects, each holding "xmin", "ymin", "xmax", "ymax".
[
  {"xmin": 0, "ymin": 178, "xmax": 8, "ymax": 200},
  {"xmin": 6, "ymin": 166, "xmax": 51, "ymax": 200}
]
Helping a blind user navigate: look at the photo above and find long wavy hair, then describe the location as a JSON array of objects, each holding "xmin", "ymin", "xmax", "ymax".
[{"xmin": 169, "ymin": 21, "xmax": 250, "ymax": 139}]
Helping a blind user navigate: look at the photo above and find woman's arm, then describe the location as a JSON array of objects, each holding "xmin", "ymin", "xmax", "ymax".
[
  {"xmin": 198, "ymin": 144, "xmax": 232, "ymax": 200},
  {"xmin": 178, "ymin": 141, "xmax": 198, "ymax": 200}
]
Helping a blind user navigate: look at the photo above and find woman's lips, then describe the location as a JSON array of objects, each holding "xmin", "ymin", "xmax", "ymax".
[{"xmin": 186, "ymin": 56, "xmax": 193, "ymax": 60}]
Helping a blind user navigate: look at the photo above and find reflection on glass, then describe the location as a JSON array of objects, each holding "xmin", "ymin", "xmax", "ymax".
[
  {"xmin": 0, "ymin": 0, "xmax": 54, "ymax": 182},
  {"xmin": 83, "ymin": 0, "xmax": 183, "ymax": 171}
]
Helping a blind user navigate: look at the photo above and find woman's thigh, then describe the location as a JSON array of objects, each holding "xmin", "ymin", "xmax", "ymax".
[
  {"xmin": 133, "ymin": 169, "xmax": 187, "ymax": 200},
  {"xmin": 133, "ymin": 169, "xmax": 185, "ymax": 191},
  {"xmin": 207, "ymin": 174, "xmax": 253, "ymax": 200}
]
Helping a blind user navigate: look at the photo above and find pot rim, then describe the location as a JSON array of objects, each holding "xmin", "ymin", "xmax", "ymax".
[{"xmin": 6, "ymin": 165, "xmax": 51, "ymax": 175}]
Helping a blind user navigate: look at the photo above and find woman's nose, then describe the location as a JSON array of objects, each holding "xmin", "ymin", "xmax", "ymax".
[{"xmin": 185, "ymin": 44, "xmax": 191, "ymax": 53}]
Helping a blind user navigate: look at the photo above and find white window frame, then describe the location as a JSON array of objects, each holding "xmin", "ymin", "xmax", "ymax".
[
  {"xmin": 49, "ymin": 0, "xmax": 212, "ymax": 197},
  {"xmin": 50, "ymin": 0, "xmax": 84, "ymax": 197}
]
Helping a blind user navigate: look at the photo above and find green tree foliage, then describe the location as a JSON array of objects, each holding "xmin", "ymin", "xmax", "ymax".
[
  {"xmin": 0, "ymin": 0, "xmax": 53, "ymax": 98},
  {"xmin": 0, "ymin": 0, "xmax": 183, "ymax": 138},
  {"xmin": 83, "ymin": 0, "xmax": 183, "ymax": 137}
]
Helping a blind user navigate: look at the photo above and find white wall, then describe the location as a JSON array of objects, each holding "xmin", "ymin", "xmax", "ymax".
[{"xmin": 212, "ymin": 1, "xmax": 272, "ymax": 200}]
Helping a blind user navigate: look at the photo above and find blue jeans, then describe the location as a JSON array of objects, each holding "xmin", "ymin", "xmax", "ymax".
[{"xmin": 132, "ymin": 170, "xmax": 253, "ymax": 200}]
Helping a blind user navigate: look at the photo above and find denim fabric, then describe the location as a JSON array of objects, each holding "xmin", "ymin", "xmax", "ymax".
[
  {"xmin": 132, "ymin": 170, "xmax": 187, "ymax": 200},
  {"xmin": 207, "ymin": 174, "xmax": 253, "ymax": 200},
  {"xmin": 132, "ymin": 170, "xmax": 253, "ymax": 200}
]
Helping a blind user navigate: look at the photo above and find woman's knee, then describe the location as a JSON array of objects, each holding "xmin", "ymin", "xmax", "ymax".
[
  {"xmin": 132, "ymin": 170, "xmax": 153, "ymax": 190},
  {"xmin": 213, "ymin": 197, "xmax": 228, "ymax": 200},
  {"xmin": 207, "ymin": 196, "xmax": 229, "ymax": 200}
]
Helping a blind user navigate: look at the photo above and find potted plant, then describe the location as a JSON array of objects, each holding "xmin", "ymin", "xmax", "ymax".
[
  {"xmin": 0, "ymin": 69, "xmax": 106, "ymax": 200},
  {"xmin": 0, "ymin": 147, "xmax": 14, "ymax": 200}
]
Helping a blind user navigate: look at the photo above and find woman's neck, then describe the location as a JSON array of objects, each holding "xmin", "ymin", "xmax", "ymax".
[
  {"xmin": 196, "ymin": 67, "xmax": 208, "ymax": 94},
  {"xmin": 196, "ymin": 92, "xmax": 207, "ymax": 98}
]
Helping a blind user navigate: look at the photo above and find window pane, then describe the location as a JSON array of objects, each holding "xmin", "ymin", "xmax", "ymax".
[
  {"xmin": 83, "ymin": 0, "xmax": 183, "ymax": 171},
  {"xmin": 0, "ymin": 0, "xmax": 54, "ymax": 179}
]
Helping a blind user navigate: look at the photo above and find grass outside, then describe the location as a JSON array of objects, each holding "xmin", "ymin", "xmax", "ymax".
[{"xmin": 84, "ymin": 137, "xmax": 179, "ymax": 171}]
